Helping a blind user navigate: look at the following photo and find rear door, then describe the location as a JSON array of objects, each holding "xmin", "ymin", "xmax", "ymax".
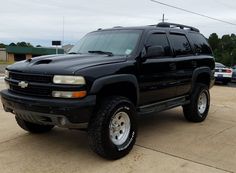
[{"xmin": 168, "ymin": 32, "xmax": 195, "ymax": 96}]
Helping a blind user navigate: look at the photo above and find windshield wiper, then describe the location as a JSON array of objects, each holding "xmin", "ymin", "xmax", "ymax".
[
  {"xmin": 88, "ymin": 50, "xmax": 113, "ymax": 56},
  {"xmin": 68, "ymin": 52, "xmax": 82, "ymax": 54}
]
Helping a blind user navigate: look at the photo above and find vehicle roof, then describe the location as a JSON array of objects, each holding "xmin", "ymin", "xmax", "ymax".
[{"xmin": 94, "ymin": 22, "xmax": 201, "ymax": 34}]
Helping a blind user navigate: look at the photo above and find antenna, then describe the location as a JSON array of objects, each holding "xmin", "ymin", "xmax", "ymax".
[{"xmin": 160, "ymin": 13, "xmax": 168, "ymax": 22}]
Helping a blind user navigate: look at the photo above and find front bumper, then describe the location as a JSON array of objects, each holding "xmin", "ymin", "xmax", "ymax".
[{"xmin": 1, "ymin": 90, "xmax": 96, "ymax": 128}]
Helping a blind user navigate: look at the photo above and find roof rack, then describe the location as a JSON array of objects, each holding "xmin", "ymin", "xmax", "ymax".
[{"xmin": 156, "ymin": 22, "xmax": 200, "ymax": 32}]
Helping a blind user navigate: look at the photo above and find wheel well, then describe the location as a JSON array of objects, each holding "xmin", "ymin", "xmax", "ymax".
[
  {"xmin": 195, "ymin": 73, "xmax": 210, "ymax": 87},
  {"xmin": 97, "ymin": 82, "xmax": 137, "ymax": 105}
]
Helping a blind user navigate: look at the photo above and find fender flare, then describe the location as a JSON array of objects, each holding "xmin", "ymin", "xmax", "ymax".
[
  {"xmin": 90, "ymin": 74, "xmax": 139, "ymax": 105},
  {"xmin": 191, "ymin": 67, "xmax": 212, "ymax": 92}
]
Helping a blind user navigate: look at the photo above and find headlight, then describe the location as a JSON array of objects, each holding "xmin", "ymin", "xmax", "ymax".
[
  {"xmin": 53, "ymin": 75, "xmax": 85, "ymax": 85},
  {"xmin": 5, "ymin": 70, "xmax": 9, "ymax": 79},
  {"xmin": 52, "ymin": 91, "xmax": 87, "ymax": 98}
]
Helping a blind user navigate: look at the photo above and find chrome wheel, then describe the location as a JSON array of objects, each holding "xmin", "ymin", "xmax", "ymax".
[
  {"xmin": 198, "ymin": 91, "xmax": 207, "ymax": 114},
  {"xmin": 109, "ymin": 111, "xmax": 131, "ymax": 145}
]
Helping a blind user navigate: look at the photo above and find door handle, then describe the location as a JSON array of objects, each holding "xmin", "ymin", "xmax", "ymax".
[{"xmin": 169, "ymin": 63, "xmax": 176, "ymax": 70}]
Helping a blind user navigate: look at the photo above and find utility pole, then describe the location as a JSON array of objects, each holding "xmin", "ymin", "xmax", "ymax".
[{"xmin": 62, "ymin": 16, "xmax": 65, "ymax": 46}]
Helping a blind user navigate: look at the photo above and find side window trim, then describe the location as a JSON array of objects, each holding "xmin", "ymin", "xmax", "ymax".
[
  {"xmin": 144, "ymin": 30, "xmax": 166, "ymax": 44},
  {"xmin": 168, "ymin": 33, "xmax": 194, "ymax": 58},
  {"xmin": 145, "ymin": 31, "xmax": 173, "ymax": 58}
]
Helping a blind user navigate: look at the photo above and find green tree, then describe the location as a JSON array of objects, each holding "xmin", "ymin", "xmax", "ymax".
[
  {"xmin": 16, "ymin": 42, "xmax": 34, "ymax": 47},
  {"xmin": 231, "ymin": 48, "xmax": 236, "ymax": 66},
  {"xmin": 0, "ymin": 43, "xmax": 5, "ymax": 48},
  {"xmin": 208, "ymin": 33, "xmax": 236, "ymax": 67},
  {"xmin": 9, "ymin": 42, "xmax": 16, "ymax": 46},
  {"xmin": 26, "ymin": 42, "xmax": 34, "ymax": 47},
  {"xmin": 221, "ymin": 35, "xmax": 233, "ymax": 51},
  {"xmin": 208, "ymin": 33, "xmax": 220, "ymax": 50}
]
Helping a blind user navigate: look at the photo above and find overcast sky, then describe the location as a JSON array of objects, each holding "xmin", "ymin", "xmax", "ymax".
[{"xmin": 0, "ymin": 0, "xmax": 236, "ymax": 46}]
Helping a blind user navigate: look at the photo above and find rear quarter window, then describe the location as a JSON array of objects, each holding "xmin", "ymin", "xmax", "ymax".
[{"xmin": 189, "ymin": 33, "xmax": 212, "ymax": 55}]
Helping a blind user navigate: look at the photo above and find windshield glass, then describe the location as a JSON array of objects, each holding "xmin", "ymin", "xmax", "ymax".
[
  {"xmin": 69, "ymin": 30, "xmax": 142, "ymax": 56},
  {"xmin": 215, "ymin": 63, "xmax": 225, "ymax": 68}
]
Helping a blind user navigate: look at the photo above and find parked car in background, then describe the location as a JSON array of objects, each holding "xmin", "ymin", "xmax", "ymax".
[
  {"xmin": 232, "ymin": 66, "xmax": 236, "ymax": 82},
  {"xmin": 214, "ymin": 62, "xmax": 233, "ymax": 85}
]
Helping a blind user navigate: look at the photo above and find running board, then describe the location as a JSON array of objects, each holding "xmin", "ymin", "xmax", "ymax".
[{"xmin": 138, "ymin": 96, "xmax": 190, "ymax": 115}]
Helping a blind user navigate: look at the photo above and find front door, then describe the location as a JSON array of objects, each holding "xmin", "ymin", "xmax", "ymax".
[{"xmin": 139, "ymin": 31, "xmax": 177, "ymax": 105}]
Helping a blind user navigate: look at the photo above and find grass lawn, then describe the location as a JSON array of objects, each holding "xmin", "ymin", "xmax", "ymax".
[{"xmin": 0, "ymin": 61, "xmax": 14, "ymax": 65}]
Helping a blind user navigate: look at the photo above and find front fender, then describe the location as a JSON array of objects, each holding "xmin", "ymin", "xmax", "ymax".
[{"xmin": 89, "ymin": 74, "xmax": 139, "ymax": 104}]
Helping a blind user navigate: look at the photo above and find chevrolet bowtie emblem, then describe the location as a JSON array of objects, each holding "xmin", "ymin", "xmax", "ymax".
[{"xmin": 18, "ymin": 81, "xmax": 29, "ymax": 88}]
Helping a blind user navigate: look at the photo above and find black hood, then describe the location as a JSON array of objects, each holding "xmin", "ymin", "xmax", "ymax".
[{"xmin": 7, "ymin": 54, "xmax": 126, "ymax": 75}]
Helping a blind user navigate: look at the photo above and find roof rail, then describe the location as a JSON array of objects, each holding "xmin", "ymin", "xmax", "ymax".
[
  {"xmin": 157, "ymin": 22, "xmax": 200, "ymax": 32},
  {"xmin": 113, "ymin": 26, "xmax": 123, "ymax": 28}
]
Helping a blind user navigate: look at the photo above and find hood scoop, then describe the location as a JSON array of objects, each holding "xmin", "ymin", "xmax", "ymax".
[{"xmin": 33, "ymin": 59, "xmax": 52, "ymax": 65}]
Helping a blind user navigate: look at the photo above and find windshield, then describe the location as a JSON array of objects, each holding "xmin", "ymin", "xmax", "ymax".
[
  {"xmin": 69, "ymin": 30, "xmax": 142, "ymax": 56},
  {"xmin": 215, "ymin": 63, "xmax": 225, "ymax": 68}
]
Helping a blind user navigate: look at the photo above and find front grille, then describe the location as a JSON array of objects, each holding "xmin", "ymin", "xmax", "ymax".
[
  {"xmin": 10, "ymin": 85, "xmax": 51, "ymax": 97},
  {"xmin": 10, "ymin": 72, "xmax": 52, "ymax": 83},
  {"xmin": 8, "ymin": 72, "xmax": 53, "ymax": 97}
]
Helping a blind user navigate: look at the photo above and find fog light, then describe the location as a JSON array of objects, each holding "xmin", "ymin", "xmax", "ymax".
[
  {"xmin": 5, "ymin": 82, "xmax": 10, "ymax": 89},
  {"xmin": 58, "ymin": 117, "xmax": 67, "ymax": 126},
  {"xmin": 5, "ymin": 70, "xmax": 9, "ymax": 79},
  {"xmin": 52, "ymin": 91, "xmax": 87, "ymax": 98}
]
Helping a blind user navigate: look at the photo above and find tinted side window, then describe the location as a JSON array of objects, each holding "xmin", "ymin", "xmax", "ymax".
[
  {"xmin": 189, "ymin": 33, "xmax": 212, "ymax": 55},
  {"xmin": 146, "ymin": 33, "xmax": 171, "ymax": 56},
  {"xmin": 169, "ymin": 34, "xmax": 192, "ymax": 56}
]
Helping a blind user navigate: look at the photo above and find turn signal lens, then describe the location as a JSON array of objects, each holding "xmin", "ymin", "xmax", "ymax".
[
  {"xmin": 5, "ymin": 70, "xmax": 9, "ymax": 79},
  {"xmin": 52, "ymin": 91, "xmax": 87, "ymax": 98},
  {"xmin": 5, "ymin": 82, "xmax": 10, "ymax": 89},
  {"xmin": 71, "ymin": 91, "xmax": 87, "ymax": 98}
]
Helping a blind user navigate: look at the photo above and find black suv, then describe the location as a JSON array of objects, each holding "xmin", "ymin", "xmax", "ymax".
[{"xmin": 1, "ymin": 22, "xmax": 215, "ymax": 159}]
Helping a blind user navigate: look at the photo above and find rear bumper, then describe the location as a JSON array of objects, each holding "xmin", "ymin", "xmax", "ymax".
[
  {"xmin": 232, "ymin": 77, "xmax": 236, "ymax": 82},
  {"xmin": 1, "ymin": 90, "xmax": 96, "ymax": 128},
  {"xmin": 215, "ymin": 77, "xmax": 231, "ymax": 82},
  {"xmin": 214, "ymin": 72, "xmax": 232, "ymax": 80}
]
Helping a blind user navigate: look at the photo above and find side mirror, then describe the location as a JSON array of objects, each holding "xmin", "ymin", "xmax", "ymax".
[{"xmin": 146, "ymin": 46, "xmax": 164, "ymax": 58}]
